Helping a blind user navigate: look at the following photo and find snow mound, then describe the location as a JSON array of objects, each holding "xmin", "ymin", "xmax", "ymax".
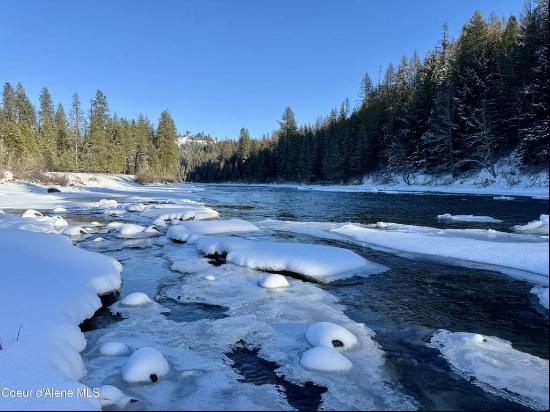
[
  {"xmin": 193, "ymin": 235, "xmax": 386, "ymax": 282},
  {"xmin": 437, "ymin": 213, "xmax": 503, "ymax": 223},
  {"xmin": 107, "ymin": 221, "xmax": 123, "ymax": 229},
  {"xmin": 0, "ymin": 228, "xmax": 122, "ymax": 409},
  {"xmin": 96, "ymin": 199, "xmax": 118, "ymax": 209},
  {"xmin": 100, "ymin": 341, "xmax": 129, "ymax": 356},
  {"xmin": 258, "ymin": 273, "xmax": 289, "ymax": 289},
  {"xmin": 104, "ymin": 208, "xmax": 126, "ymax": 217},
  {"xmin": 92, "ymin": 237, "xmax": 105, "ymax": 242},
  {"xmin": 63, "ymin": 225, "xmax": 89, "ymax": 236},
  {"xmin": 127, "ymin": 203, "xmax": 145, "ymax": 212},
  {"xmin": 21, "ymin": 208, "xmax": 43, "ymax": 218},
  {"xmin": 121, "ymin": 292, "xmax": 153, "ymax": 307},
  {"xmin": 141, "ymin": 204, "xmax": 220, "ymax": 226},
  {"xmin": 168, "ymin": 218, "xmax": 259, "ymax": 242},
  {"xmin": 98, "ymin": 385, "xmax": 132, "ymax": 407},
  {"xmin": 115, "ymin": 223, "xmax": 147, "ymax": 238},
  {"xmin": 332, "ymin": 223, "xmax": 549, "ymax": 281},
  {"xmin": 122, "ymin": 347, "xmax": 170, "ymax": 383},
  {"xmin": 531, "ymin": 286, "xmax": 549, "ymax": 310},
  {"xmin": 53, "ymin": 206, "xmax": 67, "ymax": 213},
  {"xmin": 513, "ymin": 214, "xmax": 549, "ymax": 235},
  {"xmin": 204, "ymin": 274, "xmax": 216, "ymax": 281},
  {"xmin": 429, "ymin": 330, "xmax": 549, "ymax": 410},
  {"xmin": 300, "ymin": 347, "xmax": 353, "ymax": 372},
  {"xmin": 306, "ymin": 322, "xmax": 358, "ymax": 350}
]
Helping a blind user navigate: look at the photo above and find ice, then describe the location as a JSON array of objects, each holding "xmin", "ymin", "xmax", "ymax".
[
  {"xmin": 99, "ymin": 342, "xmax": 130, "ymax": 356},
  {"xmin": 513, "ymin": 214, "xmax": 549, "ymax": 235},
  {"xmin": 531, "ymin": 286, "xmax": 549, "ymax": 310},
  {"xmin": 140, "ymin": 204, "xmax": 220, "ymax": 226},
  {"xmin": 0, "ymin": 228, "xmax": 122, "ymax": 409},
  {"xmin": 437, "ymin": 213, "xmax": 503, "ymax": 223},
  {"xmin": 98, "ymin": 385, "xmax": 133, "ymax": 407},
  {"xmin": 107, "ymin": 221, "xmax": 123, "ymax": 229},
  {"xmin": 122, "ymin": 347, "xmax": 170, "ymax": 383},
  {"xmin": 258, "ymin": 273, "xmax": 290, "ymax": 289},
  {"xmin": 493, "ymin": 196, "xmax": 515, "ymax": 200},
  {"xmin": 53, "ymin": 206, "xmax": 68, "ymax": 212},
  {"xmin": 127, "ymin": 203, "xmax": 145, "ymax": 212},
  {"xmin": 120, "ymin": 292, "xmax": 153, "ymax": 306},
  {"xmin": 104, "ymin": 208, "xmax": 126, "ymax": 217},
  {"xmin": 63, "ymin": 225, "xmax": 89, "ymax": 236},
  {"xmin": 93, "ymin": 237, "xmax": 105, "ymax": 242},
  {"xmin": 300, "ymin": 347, "xmax": 353, "ymax": 372},
  {"xmin": 192, "ymin": 235, "xmax": 387, "ymax": 282},
  {"xmin": 305, "ymin": 322, "xmax": 358, "ymax": 350},
  {"xmin": 429, "ymin": 330, "xmax": 549, "ymax": 410},
  {"xmin": 167, "ymin": 218, "xmax": 259, "ymax": 242}
]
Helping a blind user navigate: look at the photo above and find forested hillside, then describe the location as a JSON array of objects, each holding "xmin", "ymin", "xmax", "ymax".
[{"xmin": 182, "ymin": 4, "xmax": 548, "ymax": 184}]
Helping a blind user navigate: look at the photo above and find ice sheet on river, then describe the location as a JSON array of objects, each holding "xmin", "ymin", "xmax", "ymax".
[
  {"xmin": 190, "ymin": 235, "xmax": 387, "ymax": 282},
  {"xmin": 259, "ymin": 220, "xmax": 549, "ymax": 284},
  {"xmin": 168, "ymin": 219, "xmax": 259, "ymax": 242},
  {"xmin": 437, "ymin": 213, "xmax": 503, "ymax": 223},
  {"xmin": 0, "ymin": 226, "xmax": 122, "ymax": 410},
  {"xmin": 83, "ymin": 242, "xmax": 415, "ymax": 410},
  {"xmin": 429, "ymin": 330, "xmax": 549, "ymax": 410}
]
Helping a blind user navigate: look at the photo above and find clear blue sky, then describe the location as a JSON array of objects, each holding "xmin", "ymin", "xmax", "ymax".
[{"xmin": 1, "ymin": 0, "xmax": 524, "ymax": 139}]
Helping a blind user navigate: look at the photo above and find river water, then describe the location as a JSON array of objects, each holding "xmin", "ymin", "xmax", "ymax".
[{"xmin": 67, "ymin": 184, "xmax": 548, "ymax": 411}]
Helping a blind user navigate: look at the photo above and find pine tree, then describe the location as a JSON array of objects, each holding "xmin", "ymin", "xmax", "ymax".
[
  {"xmin": 38, "ymin": 87, "xmax": 56, "ymax": 168},
  {"xmin": 155, "ymin": 111, "xmax": 179, "ymax": 177}
]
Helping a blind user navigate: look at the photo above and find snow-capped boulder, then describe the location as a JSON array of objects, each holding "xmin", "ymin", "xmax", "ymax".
[
  {"xmin": 300, "ymin": 347, "xmax": 353, "ymax": 372},
  {"xmin": 116, "ymin": 223, "xmax": 146, "ymax": 238},
  {"xmin": 306, "ymin": 322, "xmax": 358, "ymax": 350},
  {"xmin": 429, "ymin": 330, "xmax": 549, "ymax": 410},
  {"xmin": 258, "ymin": 274, "xmax": 289, "ymax": 289},
  {"xmin": 63, "ymin": 225, "xmax": 89, "ymax": 236},
  {"xmin": 105, "ymin": 208, "xmax": 126, "ymax": 217},
  {"xmin": 22, "ymin": 209, "xmax": 43, "ymax": 218},
  {"xmin": 122, "ymin": 347, "xmax": 170, "ymax": 383},
  {"xmin": 100, "ymin": 341, "xmax": 129, "ymax": 356},
  {"xmin": 204, "ymin": 274, "xmax": 216, "ymax": 281},
  {"xmin": 120, "ymin": 292, "xmax": 153, "ymax": 307},
  {"xmin": 127, "ymin": 203, "xmax": 146, "ymax": 212},
  {"xmin": 90, "ymin": 221, "xmax": 102, "ymax": 227},
  {"xmin": 53, "ymin": 206, "xmax": 67, "ymax": 213},
  {"xmin": 92, "ymin": 237, "xmax": 105, "ymax": 242},
  {"xmin": 98, "ymin": 385, "xmax": 133, "ymax": 407},
  {"xmin": 96, "ymin": 199, "xmax": 118, "ymax": 209}
]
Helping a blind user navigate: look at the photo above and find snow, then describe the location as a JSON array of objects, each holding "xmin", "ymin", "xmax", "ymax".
[
  {"xmin": 126, "ymin": 203, "xmax": 145, "ymax": 212},
  {"xmin": 305, "ymin": 322, "xmax": 358, "ymax": 350},
  {"xmin": 22, "ymin": 208, "xmax": 43, "ymax": 218},
  {"xmin": 120, "ymin": 292, "xmax": 153, "ymax": 307},
  {"xmin": 429, "ymin": 330, "xmax": 549, "ymax": 410},
  {"xmin": 167, "ymin": 218, "xmax": 259, "ymax": 242},
  {"xmin": 258, "ymin": 273, "xmax": 290, "ymax": 289},
  {"xmin": 63, "ymin": 225, "xmax": 89, "ymax": 236},
  {"xmin": 96, "ymin": 199, "xmax": 118, "ymax": 209},
  {"xmin": 114, "ymin": 223, "xmax": 159, "ymax": 239},
  {"xmin": 122, "ymin": 347, "xmax": 170, "ymax": 383},
  {"xmin": 192, "ymin": 235, "xmax": 388, "ymax": 282},
  {"xmin": 53, "ymin": 206, "xmax": 68, "ymax": 212},
  {"xmin": 531, "ymin": 286, "xmax": 549, "ymax": 310},
  {"xmin": 300, "ymin": 347, "xmax": 353, "ymax": 372},
  {"xmin": 99, "ymin": 342, "xmax": 129, "ymax": 356},
  {"xmin": 437, "ymin": 213, "xmax": 503, "ymax": 223},
  {"xmin": 331, "ymin": 223, "xmax": 549, "ymax": 283},
  {"xmin": 98, "ymin": 385, "xmax": 132, "ymax": 407},
  {"xmin": 513, "ymin": 214, "xmax": 549, "ymax": 235},
  {"xmin": 0, "ymin": 228, "xmax": 122, "ymax": 410},
  {"xmin": 142, "ymin": 204, "xmax": 220, "ymax": 226},
  {"xmin": 204, "ymin": 274, "xmax": 216, "ymax": 281},
  {"xmin": 493, "ymin": 196, "xmax": 515, "ymax": 200}
]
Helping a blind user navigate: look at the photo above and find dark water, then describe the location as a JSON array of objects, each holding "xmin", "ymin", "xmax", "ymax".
[{"xmin": 66, "ymin": 186, "xmax": 548, "ymax": 411}]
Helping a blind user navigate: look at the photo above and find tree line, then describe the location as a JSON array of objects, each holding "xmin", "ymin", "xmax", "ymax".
[
  {"xmin": 182, "ymin": 3, "xmax": 548, "ymax": 184},
  {"xmin": 0, "ymin": 87, "xmax": 180, "ymax": 180}
]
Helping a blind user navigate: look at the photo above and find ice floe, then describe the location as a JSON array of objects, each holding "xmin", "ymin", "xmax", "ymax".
[
  {"xmin": 258, "ymin": 273, "xmax": 290, "ymax": 289},
  {"xmin": 122, "ymin": 347, "xmax": 170, "ymax": 383},
  {"xmin": 437, "ymin": 213, "xmax": 503, "ymax": 223},
  {"xmin": 0, "ymin": 228, "xmax": 122, "ymax": 409},
  {"xmin": 192, "ymin": 235, "xmax": 387, "ymax": 282},
  {"xmin": 513, "ymin": 214, "xmax": 549, "ymax": 235},
  {"xmin": 306, "ymin": 322, "xmax": 358, "ymax": 350},
  {"xmin": 300, "ymin": 347, "xmax": 353, "ymax": 372},
  {"xmin": 168, "ymin": 218, "xmax": 259, "ymax": 242},
  {"xmin": 429, "ymin": 330, "xmax": 549, "ymax": 410}
]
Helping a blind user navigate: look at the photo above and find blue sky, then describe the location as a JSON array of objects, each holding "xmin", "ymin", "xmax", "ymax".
[{"xmin": 1, "ymin": 0, "xmax": 524, "ymax": 139}]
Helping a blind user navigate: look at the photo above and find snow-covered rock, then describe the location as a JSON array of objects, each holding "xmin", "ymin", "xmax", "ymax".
[
  {"xmin": 0, "ymin": 228, "xmax": 122, "ymax": 409},
  {"xmin": 104, "ymin": 208, "xmax": 126, "ymax": 217},
  {"xmin": 531, "ymin": 286, "xmax": 549, "ymax": 310},
  {"xmin": 204, "ymin": 274, "xmax": 216, "ymax": 281},
  {"xmin": 92, "ymin": 236, "xmax": 105, "ymax": 242},
  {"xmin": 98, "ymin": 385, "xmax": 132, "ymax": 407},
  {"xmin": 127, "ymin": 203, "xmax": 146, "ymax": 212},
  {"xmin": 107, "ymin": 221, "xmax": 123, "ymax": 229},
  {"xmin": 437, "ymin": 213, "xmax": 503, "ymax": 223},
  {"xmin": 53, "ymin": 206, "xmax": 67, "ymax": 213},
  {"xmin": 115, "ymin": 223, "xmax": 146, "ymax": 238},
  {"xmin": 513, "ymin": 214, "xmax": 549, "ymax": 235},
  {"xmin": 300, "ymin": 347, "xmax": 353, "ymax": 372},
  {"xmin": 96, "ymin": 199, "xmax": 118, "ymax": 209},
  {"xmin": 193, "ymin": 236, "xmax": 386, "ymax": 282},
  {"xmin": 140, "ymin": 204, "xmax": 220, "ymax": 226},
  {"xmin": 122, "ymin": 347, "xmax": 170, "ymax": 383},
  {"xmin": 21, "ymin": 208, "xmax": 43, "ymax": 218},
  {"xmin": 429, "ymin": 330, "xmax": 549, "ymax": 410},
  {"xmin": 168, "ymin": 218, "xmax": 259, "ymax": 242},
  {"xmin": 99, "ymin": 341, "xmax": 129, "ymax": 356},
  {"xmin": 306, "ymin": 322, "xmax": 358, "ymax": 350},
  {"xmin": 63, "ymin": 225, "xmax": 89, "ymax": 236},
  {"xmin": 258, "ymin": 273, "xmax": 289, "ymax": 289},
  {"xmin": 120, "ymin": 292, "xmax": 153, "ymax": 307}
]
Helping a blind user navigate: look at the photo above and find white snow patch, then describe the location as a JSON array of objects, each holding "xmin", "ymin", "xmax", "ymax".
[
  {"xmin": 99, "ymin": 341, "xmax": 129, "ymax": 356},
  {"xmin": 258, "ymin": 274, "xmax": 289, "ymax": 289},
  {"xmin": 192, "ymin": 235, "xmax": 387, "ymax": 282},
  {"xmin": 429, "ymin": 330, "xmax": 549, "ymax": 410},
  {"xmin": 168, "ymin": 218, "xmax": 259, "ymax": 242},
  {"xmin": 513, "ymin": 214, "xmax": 549, "ymax": 235},
  {"xmin": 122, "ymin": 347, "xmax": 170, "ymax": 383},
  {"xmin": 127, "ymin": 203, "xmax": 145, "ymax": 212},
  {"xmin": 493, "ymin": 196, "xmax": 515, "ymax": 201},
  {"xmin": 63, "ymin": 225, "xmax": 89, "ymax": 236},
  {"xmin": 437, "ymin": 213, "xmax": 503, "ymax": 223},
  {"xmin": 204, "ymin": 274, "xmax": 216, "ymax": 281},
  {"xmin": 53, "ymin": 206, "xmax": 68, "ymax": 213},
  {"xmin": 98, "ymin": 385, "xmax": 132, "ymax": 407},
  {"xmin": 120, "ymin": 292, "xmax": 153, "ymax": 307},
  {"xmin": 300, "ymin": 347, "xmax": 353, "ymax": 372},
  {"xmin": 306, "ymin": 322, "xmax": 358, "ymax": 350},
  {"xmin": 22, "ymin": 209, "xmax": 43, "ymax": 218}
]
